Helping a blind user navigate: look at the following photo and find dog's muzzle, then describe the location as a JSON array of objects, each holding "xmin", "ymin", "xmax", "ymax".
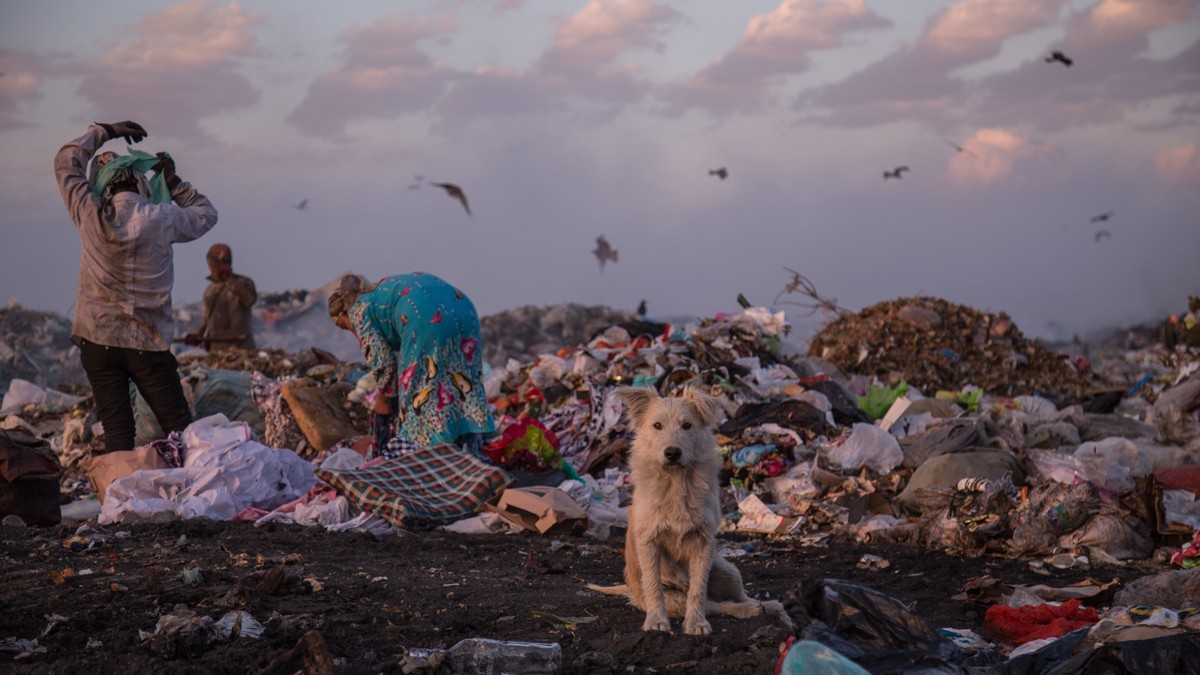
[{"xmin": 663, "ymin": 446, "xmax": 682, "ymax": 464}]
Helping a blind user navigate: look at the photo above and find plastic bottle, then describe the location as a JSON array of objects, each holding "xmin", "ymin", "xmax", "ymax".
[{"xmin": 407, "ymin": 638, "xmax": 562, "ymax": 674}]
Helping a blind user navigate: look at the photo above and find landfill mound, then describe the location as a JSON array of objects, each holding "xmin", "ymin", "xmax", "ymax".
[
  {"xmin": 806, "ymin": 296, "xmax": 1091, "ymax": 399},
  {"xmin": 0, "ymin": 302, "xmax": 86, "ymax": 391},
  {"xmin": 478, "ymin": 303, "xmax": 642, "ymax": 368}
]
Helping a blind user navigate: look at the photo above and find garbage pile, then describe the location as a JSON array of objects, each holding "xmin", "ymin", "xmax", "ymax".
[
  {"xmin": 0, "ymin": 302, "xmax": 86, "ymax": 394},
  {"xmin": 4, "ymin": 291, "xmax": 1200, "ymax": 670},
  {"xmin": 478, "ymin": 303, "xmax": 643, "ymax": 368},
  {"xmin": 806, "ymin": 296, "xmax": 1093, "ymax": 400}
]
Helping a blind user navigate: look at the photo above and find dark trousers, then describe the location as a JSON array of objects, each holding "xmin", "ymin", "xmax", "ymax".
[{"xmin": 79, "ymin": 340, "xmax": 193, "ymax": 453}]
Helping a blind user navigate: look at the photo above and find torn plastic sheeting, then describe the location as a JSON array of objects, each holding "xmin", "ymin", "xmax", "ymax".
[
  {"xmin": 990, "ymin": 625, "xmax": 1200, "ymax": 675},
  {"xmin": 775, "ymin": 639, "xmax": 869, "ymax": 675},
  {"xmin": 0, "ymin": 378, "xmax": 85, "ymax": 415},
  {"xmin": 801, "ymin": 578, "xmax": 966, "ymax": 674},
  {"xmin": 100, "ymin": 467, "xmax": 240, "ymax": 524},
  {"xmin": 1072, "ymin": 438, "xmax": 1153, "ymax": 495},
  {"xmin": 182, "ymin": 414, "xmax": 317, "ymax": 511}
]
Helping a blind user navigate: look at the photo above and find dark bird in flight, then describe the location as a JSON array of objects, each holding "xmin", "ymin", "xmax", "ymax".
[
  {"xmin": 883, "ymin": 166, "xmax": 910, "ymax": 180},
  {"xmin": 592, "ymin": 236, "xmax": 618, "ymax": 272},
  {"xmin": 1090, "ymin": 211, "xmax": 1114, "ymax": 223},
  {"xmin": 431, "ymin": 182, "xmax": 471, "ymax": 216},
  {"xmin": 407, "ymin": 174, "xmax": 425, "ymax": 191},
  {"xmin": 1094, "ymin": 229, "xmax": 1111, "ymax": 242},
  {"xmin": 709, "ymin": 167, "xmax": 729, "ymax": 180},
  {"xmin": 944, "ymin": 139, "xmax": 978, "ymax": 159},
  {"xmin": 294, "ymin": 199, "xmax": 308, "ymax": 210},
  {"xmin": 636, "ymin": 299, "xmax": 647, "ymax": 318},
  {"xmin": 1045, "ymin": 51, "xmax": 1073, "ymax": 67},
  {"xmin": 736, "ymin": 293, "xmax": 752, "ymax": 309}
]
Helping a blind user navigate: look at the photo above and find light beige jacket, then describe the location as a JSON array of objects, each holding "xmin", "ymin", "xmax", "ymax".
[{"xmin": 55, "ymin": 124, "xmax": 217, "ymax": 351}]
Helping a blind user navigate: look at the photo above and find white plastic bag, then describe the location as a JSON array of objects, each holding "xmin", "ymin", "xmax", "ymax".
[{"xmin": 825, "ymin": 423, "xmax": 903, "ymax": 473}]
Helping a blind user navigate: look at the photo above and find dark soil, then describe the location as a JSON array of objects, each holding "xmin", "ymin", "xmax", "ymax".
[{"xmin": 0, "ymin": 519, "xmax": 1156, "ymax": 674}]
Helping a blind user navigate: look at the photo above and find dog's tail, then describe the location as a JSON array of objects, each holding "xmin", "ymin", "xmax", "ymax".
[{"xmin": 586, "ymin": 583, "xmax": 631, "ymax": 597}]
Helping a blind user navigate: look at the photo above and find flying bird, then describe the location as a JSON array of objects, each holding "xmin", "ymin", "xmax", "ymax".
[
  {"xmin": 883, "ymin": 166, "xmax": 910, "ymax": 180},
  {"xmin": 636, "ymin": 299, "xmax": 647, "ymax": 318},
  {"xmin": 407, "ymin": 174, "xmax": 425, "ymax": 191},
  {"xmin": 431, "ymin": 182, "xmax": 471, "ymax": 216},
  {"xmin": 709, "ymin": 167, "xmax": 729, "ymax": 180},
  {"xmin": 294, "ymin": 199, "xmax": 308, "ymax": 210},
  {"xmin": 1094, "ymin": 229, "xmax": 1111, "ymax": 242},
  {"xmin": 1090, "ymin": 211, "xmax": 1114, "ymax": 223},
  {"xmin": 1045, "ymin": 51, "xmax": 1073, "ymax": 67},
  {"xmin": 592, "ymin": 236, "xmax": 618, "ymax": 272},
  {"xmin": 944, "ymin": 139, "xmax": 978, "ymax": 159}
]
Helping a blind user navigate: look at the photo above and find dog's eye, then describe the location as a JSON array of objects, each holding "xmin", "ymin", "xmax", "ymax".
[
  {"xmin": 652, "ymin": 422, "xmax": 663, "ymax": 430},
  {"xmin": 681, "ymin": 422, "xmax": 692, "ymax": 430}
]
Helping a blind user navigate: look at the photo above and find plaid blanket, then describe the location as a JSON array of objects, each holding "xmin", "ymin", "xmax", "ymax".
[{"xmin": 317, "ymin": 445, "xmax": 511, "ymax": 530}]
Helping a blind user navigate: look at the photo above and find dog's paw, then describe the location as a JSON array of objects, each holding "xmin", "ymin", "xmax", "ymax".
[
  {"xmin": 682, "ymin": 617, "xmax": 712, "ymax": 636},
  {"xmin": 642, "ymin": 615, "xmax": 671, "ymax": 632}
]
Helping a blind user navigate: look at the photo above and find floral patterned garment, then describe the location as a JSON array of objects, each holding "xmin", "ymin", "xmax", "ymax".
[{"xmin": 348, "ymin": 273, "xmax": 495, "ymax": 448}]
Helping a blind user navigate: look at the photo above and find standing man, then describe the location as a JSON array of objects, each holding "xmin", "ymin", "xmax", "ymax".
[
  {"xmin": 184, "ymin": 243, "xmax": 257, "ymax": 351},
  {"xmin": 54, "ymin": 121, "xmax": 218, "ymax": 454}
]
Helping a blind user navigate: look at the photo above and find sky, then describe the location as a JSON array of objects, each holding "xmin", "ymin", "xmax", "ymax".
[{"xmin": 2, "ymin": 0, "xmax": 1198, "ymax": 343}]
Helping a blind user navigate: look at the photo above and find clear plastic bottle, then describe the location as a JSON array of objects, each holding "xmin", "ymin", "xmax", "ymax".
[{"xmin": 407, "ymin": 638, "xmax": 562, "ymax": 674}]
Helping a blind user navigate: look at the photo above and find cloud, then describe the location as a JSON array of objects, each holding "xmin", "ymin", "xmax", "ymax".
[
  {"xmin": 0, "ymin": 49, "xmax": 44, "ymax": 131},
  {"xmin": 288, "ymin": 15, "xmax": 458, "ymax": 136},
  {"xmin": 1156, "ymin": 142, "xmax": 1200, "ymax": 184},
  {"xmin": 665, "ymin": 0, "xmax": 890, "ymax": 115},
  {"xmin": 293, "ymin": 0, "xmax": 683, "ymax": 134},
  {"xmin": 804, "ymin": 0, "xmax": 1200, "ymax": 134},
  {"xmin": 967, "ymin": 1, "xmax": 1200, "ymax": 132},
  {"xmin": 805, "ymin": 0, "xmax": 1069, "ymax": 125},
  {"xmin": 74, "ymin": 0, "xmax": 261, "ymax": 141},
  {"xmin": 940, "ymin": 128, "xmax": 1054, "ymax": 187}
]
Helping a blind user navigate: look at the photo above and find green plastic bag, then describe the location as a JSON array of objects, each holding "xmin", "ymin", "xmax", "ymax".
[{"xmin": 857, "ymin": 381, "xmax": 909, "ymax": 421}]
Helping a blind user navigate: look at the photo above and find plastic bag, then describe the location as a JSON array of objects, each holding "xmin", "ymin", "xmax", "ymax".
[
  {"xmin": 825, "ymin": 423, "xmax": 903, "ymax": 473},
  {"xmin": 775, "ymin": 639, "xmax": 868, "ymax": 674},
  {"xmin": 802, "ymin": 578, "xmax": 966, "ymax": 673},
  {"xmin": 857, "ymin": 381, "xmax": 909, "ymax": 421}
]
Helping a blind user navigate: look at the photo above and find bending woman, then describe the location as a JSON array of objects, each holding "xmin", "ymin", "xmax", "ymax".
[{"xmin": 329, "ymin": 272, "xmax": 494, "ymax": 456}]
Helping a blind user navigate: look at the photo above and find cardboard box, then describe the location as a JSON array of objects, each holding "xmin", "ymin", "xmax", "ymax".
[
  {"xmin": 88, "ymin": 445, "xmax": 170, "ymax": 503},
  {"xmin": 485, "ymin": 486, "xmax": 588, "ymax": 535}
]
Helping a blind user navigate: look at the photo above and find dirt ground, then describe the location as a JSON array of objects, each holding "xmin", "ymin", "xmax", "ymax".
[{"xmin": 0, "ymin": 518, "xmax": 1159, "ymax": 674}]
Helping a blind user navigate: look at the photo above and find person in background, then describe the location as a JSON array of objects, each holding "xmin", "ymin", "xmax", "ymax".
[
  {"xmin": 54, "ymin": 121, "xmax": 218, "ymax": 453},
  {"xmin": 327, "ymin": 272, "xmax": 494, "ymax": 458},
  {"xmin": 183, "ymin": 243, "xmax": 257, "ymax": 351}
]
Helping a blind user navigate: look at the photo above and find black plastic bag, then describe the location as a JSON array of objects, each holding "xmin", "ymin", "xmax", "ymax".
[{"xmin": 802, "ymin": 578, "xmax": 968, "ymax": 674}]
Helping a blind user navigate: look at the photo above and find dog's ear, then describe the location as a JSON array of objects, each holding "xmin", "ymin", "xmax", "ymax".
[
  {"xmin": 614, "ymin": 386, "xmax": 657, "ymax": 426},
  {"xmin": 681, "ymin": 386, "xmax": 718, "ymax": 428}
]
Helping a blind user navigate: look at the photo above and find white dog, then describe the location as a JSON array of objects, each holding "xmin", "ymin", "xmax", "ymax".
[{"xmin": 588, "ymin": 386, "xmax": 791, "ymax": 635}]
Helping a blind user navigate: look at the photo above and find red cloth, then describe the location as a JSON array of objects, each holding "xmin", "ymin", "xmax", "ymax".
[
  {"xmin": 983, "ymin": 599, "xmax": 1099, "ymax": 645},
  {"xmin": 1158, "ymin": 465, "xmax": 1200, "ymax": 495}
]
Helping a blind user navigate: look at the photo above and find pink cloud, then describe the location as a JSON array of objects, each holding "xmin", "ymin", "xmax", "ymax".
[
  {"xmin": 940, "ymin": 128, "xmax": 1055, "ymax": 188},
  {"xmin": 805, "ymin": 0, "xmax": 1199, "ymax": 134},
  {"xmin": 74, "ymin": 0, "xmax": 262, "ymax": 141},
  {"xmin": 334, "ymin": 1, "xmax": 682, "ymax": 130},
  {"xmin": 288, "ymin": 16, "xmax": 458, "ymax": 136},
  {"xmin": 924, "ymin": 0, "xmax": 1066, "ymax": 59},
  {"xmin": 806, "ymin": 0, "xmax": 1069, "ymax": 123},
  {"xmin": 666, "ymin": 0, "xmax": 891, "ymax": 114},
  {"xmin": 0, "ymin": 49, "xmax": 44, "ymax": 131},
  {"xmin": 1156, "ymin": 143, "xmax": 1200, "ymax": 184}
]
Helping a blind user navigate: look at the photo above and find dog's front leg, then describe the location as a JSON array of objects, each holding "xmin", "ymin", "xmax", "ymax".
[
  {"xmin": 682, "ymin": 535, "xmax": 715, "ymax": 635},
  {"xmin": 636, "ymin": 533, "xmax": 670, "ymax": 632}
]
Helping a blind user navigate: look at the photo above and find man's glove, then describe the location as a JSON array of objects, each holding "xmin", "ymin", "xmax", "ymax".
[
  {"xmin": 96, "ymin": 121, "xmax": 147, "ymax": 144},
  {"xmin": 151, "ymin": 152, "xmax": 181, "ymax": 190}
]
